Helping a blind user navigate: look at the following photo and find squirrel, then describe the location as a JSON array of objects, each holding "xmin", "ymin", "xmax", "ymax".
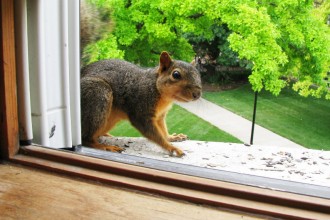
[{"xmin": 81, "ymin": 52, "xmax": 202, "ymax": 157}]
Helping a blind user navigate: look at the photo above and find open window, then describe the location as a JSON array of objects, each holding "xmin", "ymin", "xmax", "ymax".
[{"xmin": 1, "ymin": 1, "xmax": 330, "ymax": 219}]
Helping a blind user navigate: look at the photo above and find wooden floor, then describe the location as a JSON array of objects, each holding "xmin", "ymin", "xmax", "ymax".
[{"xmin": 0, "ymin": 163, "xmax": 263, "ymax": 220}]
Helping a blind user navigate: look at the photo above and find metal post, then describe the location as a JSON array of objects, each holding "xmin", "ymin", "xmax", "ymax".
[{"xmin": 250, "ymin": 91, "xmax": 258, "ymax": 145}]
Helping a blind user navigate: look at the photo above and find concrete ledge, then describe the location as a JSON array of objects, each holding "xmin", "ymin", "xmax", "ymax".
[{"xmin": 100, "ymin": 137, "xmax": 330, "ymax": 188}]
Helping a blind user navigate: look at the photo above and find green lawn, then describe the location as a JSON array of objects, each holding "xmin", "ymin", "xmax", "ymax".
[
  {"xmin": 203, "ymin": 84, "xmax": 330, "ymax": 150},
  {"xmin": 110, "ymin": 105, "xmax": 241, "ymax": 143}
]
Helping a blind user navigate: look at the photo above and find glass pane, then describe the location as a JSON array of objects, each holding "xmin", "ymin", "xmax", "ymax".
[{"xmin": 77, "ymin": 0, "xmax": 330, "ymax": 196}]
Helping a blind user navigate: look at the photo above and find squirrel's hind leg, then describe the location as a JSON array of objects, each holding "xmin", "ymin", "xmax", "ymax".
[
  {"xmin": 81, "ymin": 77, "xmax": 124, "ymax": 153},
  {"xmin": 103, "ymin": 133, "xmax": 113, "ymax": 137}
]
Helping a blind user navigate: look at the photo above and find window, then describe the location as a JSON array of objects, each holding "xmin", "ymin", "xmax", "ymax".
[{"xmin": 1, "ymin": 1, "xmax": 330, "ymax": 219}]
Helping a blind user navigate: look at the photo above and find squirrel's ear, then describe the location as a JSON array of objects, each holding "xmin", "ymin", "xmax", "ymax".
[{"xmin": 159, "ymin": 51, "xmax": 172, "ymax": 72}]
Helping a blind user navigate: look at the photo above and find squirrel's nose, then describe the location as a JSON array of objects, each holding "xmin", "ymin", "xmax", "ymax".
[{"xmin": 192, "ymin": 91, "xmax": 201, "ymax": 100}]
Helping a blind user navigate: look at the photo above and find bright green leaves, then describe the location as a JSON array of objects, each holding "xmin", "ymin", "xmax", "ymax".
[
  {"xmin": 107, "ymin": 0, "xmax": 198, "ymax": 65},
  {"xmin": 83, "ymin": 0, "xmax": 330, "ymax": 98},
  {"xmin": 219, "ymin": 2, "xmax": 288, "ymax": 94},
  {"xmin": 293, "ymin": 78, "xmax": 328, "ymax": 99},
  {"xmin": 82, "ymin": 34, "xmax": 124, "ymax": 65},
  {"xmin": 259, "ymin": 0, "xmax": 330, "ymax": 98}
]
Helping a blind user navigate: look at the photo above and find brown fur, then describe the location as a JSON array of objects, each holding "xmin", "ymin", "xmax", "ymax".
[{"xmin": 81, "ymin": 52, "xmax": 202, "ymax": 157}]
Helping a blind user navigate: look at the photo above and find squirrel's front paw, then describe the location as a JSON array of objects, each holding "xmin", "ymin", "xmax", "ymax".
[
  {"xmin": 169, "ymin": 147, "xmax": 185, "ymax": 157},
  {"xmin": 168, "ymin": 133, "xmax": 188, "ymax": 142}
]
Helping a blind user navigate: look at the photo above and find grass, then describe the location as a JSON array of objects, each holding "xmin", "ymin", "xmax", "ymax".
[
  {"xmin": 110, "ymin": 105, "xmax": 241, "ymax": 143},
  {"xmin": 203, "ymin": 84, "xmax": 330, "ymax": 150}
]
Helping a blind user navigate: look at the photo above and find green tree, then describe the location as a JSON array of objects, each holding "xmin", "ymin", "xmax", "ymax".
[
  {"xmin": 83, "ymin": 0, "xmax": 330, "ymax": 99},
  {"xmin": 81, "ymin": 0, "xmax": 124, "ymax": 64}
]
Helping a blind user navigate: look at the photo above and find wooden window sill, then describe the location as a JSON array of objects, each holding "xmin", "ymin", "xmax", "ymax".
[
  {"xmin": 1, "ymin": 163, "xmax": 264, "ymax": 220},
  {"xmin": 8, "ymin": 145, "xmax": 330, "ymax": 220}
]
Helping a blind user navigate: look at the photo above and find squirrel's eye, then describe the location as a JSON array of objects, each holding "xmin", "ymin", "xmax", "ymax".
[{"xmin": 172, "ymin": 71, "xmax": 181, "ymax": 80}]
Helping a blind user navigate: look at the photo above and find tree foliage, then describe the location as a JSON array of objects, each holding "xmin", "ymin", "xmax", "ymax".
[{"xmin": 83, "ymin": 0, "xmax": 330, "ymax": 99}]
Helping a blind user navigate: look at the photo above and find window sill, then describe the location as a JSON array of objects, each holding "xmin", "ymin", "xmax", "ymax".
[
  {"xmin": 97, "ymin": 137, "xmax": 330, "ymax": 192},
  {"xmin": 9, "ymin": 145, "xmax": 330, "ymax": 219}
]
